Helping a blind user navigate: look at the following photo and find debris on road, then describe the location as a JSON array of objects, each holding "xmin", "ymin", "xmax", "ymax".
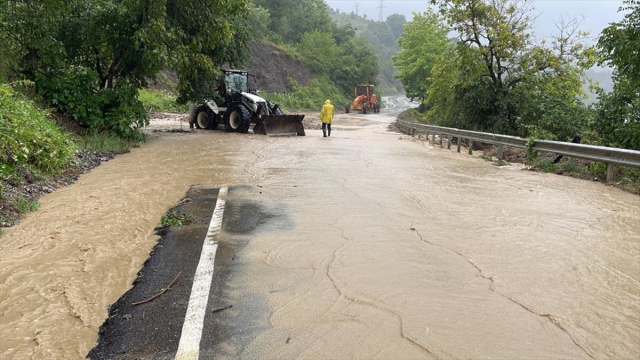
[{"xmin": 131, "ymin": 271, "xmax": 181, "ymax": 306}]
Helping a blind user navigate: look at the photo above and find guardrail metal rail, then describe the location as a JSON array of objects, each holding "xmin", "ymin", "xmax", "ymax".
[{"xmin": 397, "ymin": 120, "xmax": 640, "ymax": 183}]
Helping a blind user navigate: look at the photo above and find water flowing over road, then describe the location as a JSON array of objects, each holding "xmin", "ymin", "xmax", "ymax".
[{"xmin": 1, "ymin": 97, "xmax": 638, "ymax": 359}]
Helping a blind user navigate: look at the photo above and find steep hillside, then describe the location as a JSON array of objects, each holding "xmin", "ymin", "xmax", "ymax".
[
  {"xmin": 149, "ymin": 41, "xmax": 314, "ymax": 97},
  {"xmin": 242, "ymin": 41, "xmax": 313, "ymax": 93}
]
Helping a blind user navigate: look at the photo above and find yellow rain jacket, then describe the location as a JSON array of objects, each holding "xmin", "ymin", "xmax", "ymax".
[{"xmin": 320, "ymin": 99, "xmax": 335, "ymax": 124}]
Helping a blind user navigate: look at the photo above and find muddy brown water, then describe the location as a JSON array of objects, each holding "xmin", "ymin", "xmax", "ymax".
[{"xmin": 1, "ymin": 100, "xmax": 639, "ymax": 359}]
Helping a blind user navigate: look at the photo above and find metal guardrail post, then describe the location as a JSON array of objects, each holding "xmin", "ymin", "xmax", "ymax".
[
  {"xmin": 607, "ymin": 164, "xmax": 615, "ymax": 183},
  {"xmin": 498, "ymin": 144, "xmax": 505, "ymax": 160},
  {"xmin": 395, "ymin": 120, "xmax": 640, "ymax": 180}
]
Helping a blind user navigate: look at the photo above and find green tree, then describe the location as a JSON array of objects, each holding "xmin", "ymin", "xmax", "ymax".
[
  {"xmin": 331, "ymin": 37, "xmax": 379, "ymax": 95},
  {"xmin": 328, "ymin": 7, "xmax": 404, "ymax": 92},
  {"xmin": 595, "ymin": 0, "xmax": 640, "ymax": 149},
  {"xmin": 255, "ymin": 0, "xmax": 332, "ymax": 43},
  {"xmin": 246, "ymin": 1, "xmax": 272, "ymax": 39},
  {"xmin": 298, "ymin": 31, "xmax": 339, "ymax": 74},
  {"xmin": 386, "ymin": 14, "xmax": 407, "ymax": 41},
  {"xmin": 3, "ymin": 0, "xmax": 250, "ymax": 137},
  {"xmin": 392, "ymin": 11, "xmax": 449, "ymax": 102},
  {"xmin": 427, "ymin": 0, "xmax": 594, "ymax": 138},
  {"xmin": 298, "ymin": 30, "xmax": 378, "ymax": 96}
]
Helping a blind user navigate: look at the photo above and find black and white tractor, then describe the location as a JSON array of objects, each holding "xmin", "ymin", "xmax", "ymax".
[{"xmin": 190, "ymin": 69, "xmax": 305, "ymax": 136}]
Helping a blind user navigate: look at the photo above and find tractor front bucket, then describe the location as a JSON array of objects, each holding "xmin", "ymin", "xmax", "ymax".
[{"xmin": 254, "ymin": 115, "xmax": 306, "ymax": 136}]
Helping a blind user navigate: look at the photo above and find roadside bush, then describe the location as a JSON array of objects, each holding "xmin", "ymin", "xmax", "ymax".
[
  {"xmin": 262, "ymin": 77, "xmax": 348, "ymax": 111},
  {"xmin": 0, "ymin": 83, "xmax": 75, "ymax": 176},
  {"xmin": 138, "ymin": 89, "xmax": 188, "ymax": 113},
  {"xmin": 37, "ymin": 68, "xmax": 147, "ymax": 139}
]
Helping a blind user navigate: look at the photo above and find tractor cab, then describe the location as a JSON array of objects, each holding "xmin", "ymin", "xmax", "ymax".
[
  {"xmin": 356, "ymin": 84, "xmax": 373, "ymax": 97},
  {"xmin": 217, "ymin": 69, "xmax": 252, "ymax": 107},
  {"xmin": 224, "ymin": 70, "xmax": 250, "ymax": 93}
]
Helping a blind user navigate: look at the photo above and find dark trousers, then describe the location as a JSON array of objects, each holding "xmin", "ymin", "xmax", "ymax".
[{"xmin": 322, "ymin": 122, "xmax": 331, "ymax": 136}]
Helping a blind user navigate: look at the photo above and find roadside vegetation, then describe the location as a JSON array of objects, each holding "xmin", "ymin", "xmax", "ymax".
[
  {"xmin": 0, "ymin": 0, "xmax": 251, "ymax": 231},
  {"xmin": 0, "ymin": 83, "xmax": 75, "ymax": 177},
  {"xmin": 159, "ymin": 209, "xmax": 194, "ymax": 228},
  {"xmin": 394, "ymin": 0, "xmax": 639, "ymax": 187},
  {"xmin": 138, "ymin": 89, "xmax": 189, "ymax": 113},
  {"xmin": 0, "ymin": 82, "xmax": 74, "ymax": 228},
  {"xmin": 248, "ymin": 0, "xmax": 380, "ymax": 106},
  {"xmin": 262, "ymin": 77, "xmax": 349, "ymax": 111}
]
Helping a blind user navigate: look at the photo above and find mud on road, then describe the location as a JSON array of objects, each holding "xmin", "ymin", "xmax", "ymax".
[{"xmin": 1, "ymin": 97, "xmax": 639, "ymax": 360}]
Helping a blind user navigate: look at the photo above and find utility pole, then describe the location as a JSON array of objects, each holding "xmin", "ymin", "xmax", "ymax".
[
  {"xmin": 378, "ymin": 0, "xmax": 386, "ymax": 22},
  {"xmin": 355, "ymin": 2, "xmax": 359, "ymax": 16}
]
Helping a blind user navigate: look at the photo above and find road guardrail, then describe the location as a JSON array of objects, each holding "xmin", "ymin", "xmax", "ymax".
[{"xmin": 396, "ymin": 120, "xmax": 640, "ymax": 183}]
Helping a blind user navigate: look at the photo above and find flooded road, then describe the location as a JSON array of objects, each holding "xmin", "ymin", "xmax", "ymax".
[{"xmin": 1, "ymin": 96, "xmax": 639, "ymax": 359}]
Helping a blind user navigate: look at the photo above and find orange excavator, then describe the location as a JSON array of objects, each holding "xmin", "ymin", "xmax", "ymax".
[{"xmin": 345, "ymin": 84, "xmax": 379, "ymax": 114}]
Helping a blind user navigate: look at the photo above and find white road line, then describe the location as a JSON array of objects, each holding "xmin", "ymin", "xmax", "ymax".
[{"xmin": 175, "ymin": 186, "xmax": 228, "ymax": 360}]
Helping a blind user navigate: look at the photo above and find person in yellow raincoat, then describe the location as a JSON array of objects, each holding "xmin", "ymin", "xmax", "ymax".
[{"xmin": 320, "ymin": 99, "xmax": 334, "ymax": 137}]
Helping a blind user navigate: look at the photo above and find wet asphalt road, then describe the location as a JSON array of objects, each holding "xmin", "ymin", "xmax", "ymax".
[
  {"xmin": 88, "ymin": 97, "xmax": 425, "ymax": 359},
  {"xmin": 4, "ymin": 96, "xmax": 638, "ymax": 360},
  {"xmin": 88, "ymin": 186, "xmax": 292, "ymax": 359}
]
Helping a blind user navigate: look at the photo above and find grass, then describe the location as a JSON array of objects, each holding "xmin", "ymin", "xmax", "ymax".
[
  {"xmin": 76, "ymin": 133, "xmax": 144, "ymax": 153},
  {"xmin": 259, "ymin": 38, "xmax": 300, "ymax": 60},
  {"xmin": 262, "ymin": 77, "xmax": 349, "ymax": 111},
  {"xmin": 15, "ymin": 196, "xmax": 39, "ymax": 213},
  {"xmin": 160, "ymin": 209, "xmax": 193, "ymax": 228},
  {"xmin": 138, "ymin": 89, "xmax": 188, "ymax": 113},
  {"xmin": 397, "ymin": 108, "xmax": 423, "ymax": 122}
]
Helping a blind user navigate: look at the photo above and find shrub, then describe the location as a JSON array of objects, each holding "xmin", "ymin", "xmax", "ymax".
[
  {"xmin": 0, "ymin": 83, "xmax": 75, "ymax": 176},
  {"xmin": 36, "ymin": 68, "xmax": 147, "ymax": 139}
]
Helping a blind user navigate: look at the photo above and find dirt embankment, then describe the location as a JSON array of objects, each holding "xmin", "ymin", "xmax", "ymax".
[
  {"xmin": 243, "ymin": 41, "xmax": 313, "ymax": 93},
  {"xmin": 150, "ymin": 42, "xmax": 314, "ymax": 94}
]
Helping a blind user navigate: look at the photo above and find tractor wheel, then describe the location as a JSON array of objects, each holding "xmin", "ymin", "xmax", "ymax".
[
  {"xmin": 345, "ymin": 103, "xmax": 350, "ymax": 114},
  {"xmin": 362, "ymin": 104, "xmax": 368, "ymax": 114},
  {"xmin": 195, "ymin": 106, "xmax": 212, "ymax": 129},
  {"xmin": 227, "ymin": 104, "xmax": 251, "ymax": 133}
]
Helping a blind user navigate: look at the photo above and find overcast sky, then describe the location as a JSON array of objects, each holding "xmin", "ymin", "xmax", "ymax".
[{"xmin": 326, "ymin": 0, "xmax": 625, "ymax": 42}]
